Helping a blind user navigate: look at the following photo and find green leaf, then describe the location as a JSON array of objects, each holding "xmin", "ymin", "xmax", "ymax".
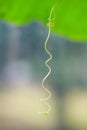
[{"xmin": 0, "ymin": 0, "xmax": 87, "ymax": 41}]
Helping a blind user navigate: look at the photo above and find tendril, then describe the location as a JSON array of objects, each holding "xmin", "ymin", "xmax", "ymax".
[{"xmin": 39, "ymin": 4, "xmax": 56, "ymax": 115}]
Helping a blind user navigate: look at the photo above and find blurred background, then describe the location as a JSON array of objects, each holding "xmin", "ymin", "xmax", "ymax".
[{"xmin": 0, "ymin": 20, "xmax": 87, "ymax": 130}]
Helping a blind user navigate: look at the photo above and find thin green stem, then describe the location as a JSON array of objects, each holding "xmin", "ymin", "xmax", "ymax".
[{"xmin": 40, "ymin": 5, "xmax": 56, "ymax": 114}]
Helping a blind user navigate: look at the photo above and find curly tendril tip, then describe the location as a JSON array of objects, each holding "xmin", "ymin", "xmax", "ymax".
[{"xmin": 39, "ymin": 3, "xmax": 56, "ymax": 116}]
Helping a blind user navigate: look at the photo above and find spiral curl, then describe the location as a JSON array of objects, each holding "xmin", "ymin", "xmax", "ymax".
[{"xmin": 39, "ymin": 4, "xmax": 56, "ymax": 115}]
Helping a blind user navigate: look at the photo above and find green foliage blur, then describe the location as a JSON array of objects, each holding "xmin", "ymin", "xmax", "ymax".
[{"xmin": 0, "ymin": 0, "xmax": 87, "ymax": 40}]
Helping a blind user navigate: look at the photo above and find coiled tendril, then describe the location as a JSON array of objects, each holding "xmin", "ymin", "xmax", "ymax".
[{"xmin": 39, "ymin": 4, "xmax": 56, "ymax": 115}]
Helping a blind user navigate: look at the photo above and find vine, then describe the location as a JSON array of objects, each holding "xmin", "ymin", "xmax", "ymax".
[{"xmin": 39, "ymin": 3, "xmax": 56, "ymax": 115}]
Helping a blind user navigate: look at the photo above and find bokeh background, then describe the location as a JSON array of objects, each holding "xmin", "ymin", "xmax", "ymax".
[{"xmin": 0, "ymin": 19, "xmax": 87, "ymax": 130}]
